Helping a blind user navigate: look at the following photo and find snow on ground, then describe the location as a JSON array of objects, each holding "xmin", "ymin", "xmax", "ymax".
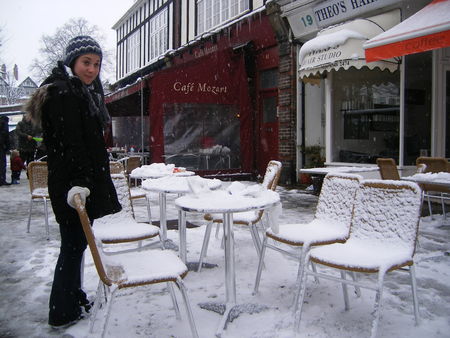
[{"xmin": 0, "ymin": 168, "xmax": 450, "ymax": 338}]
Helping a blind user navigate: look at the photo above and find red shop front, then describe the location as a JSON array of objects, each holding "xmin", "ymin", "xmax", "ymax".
[
  {"xmin": 107, "ymin": 12, "xmax": 279, "ymax": 178},
  {"xmin": 149, "ymin": 47, "xmax": 253, "ymax": 176}
]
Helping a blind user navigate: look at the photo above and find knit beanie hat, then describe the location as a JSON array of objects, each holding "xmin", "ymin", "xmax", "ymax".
[{"xmin": 64, "ymin": 35, "xmax": 103, "ymax": 68}]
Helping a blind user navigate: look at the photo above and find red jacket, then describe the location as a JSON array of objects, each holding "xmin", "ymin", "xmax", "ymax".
[{"xmin": 11, "ymin": 156, "xmax": 26, "ymax": 172}]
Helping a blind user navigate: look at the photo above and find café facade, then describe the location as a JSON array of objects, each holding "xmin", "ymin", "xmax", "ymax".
[
  {"xmin": 280, "ymin": 0, "xmax": 449, "ymax": 172},
  {"xmin": 105, "ymin": 1, "xmax": 296, "ymax": 181}
]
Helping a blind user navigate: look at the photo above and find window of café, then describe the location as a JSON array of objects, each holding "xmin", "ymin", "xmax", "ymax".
[
  {"xmin": 403, "ymin": 51, "xmax": 432, "ymax": 165},
  {"xmin": 163, "ymin": 103, "xmax": 241, "ymax": 170},
  {"xmin": 331, "ymin": 67, "xmax": 400, "ymax": 163},
  {"xmin": 111, "ymin": 116, "xmax": 149, "ymax": 152}
]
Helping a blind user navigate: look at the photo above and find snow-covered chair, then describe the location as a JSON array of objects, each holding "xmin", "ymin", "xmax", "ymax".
[
  {"xmin": 295, "ymin": 180, "xmax": 422, "ymax": 338},
  {"xmin": 72, "ymin": 193, "xmax": 199, "ymax": 338},
  {"xmin": 376, "ymin": 157, "xmax": 400, "ymax": 180},
  {"xmin": 94, "ymin": 173, "xmax": 160, "ymax": 251},
  {"xmin": 197, "ymin": 160, "xmax": 282, "ymax": 272},
  {"xmin": 253, "ymin": 173, "xmax": 362, "ymax": 312},
  {"xmin": 109, "ymin": 161, "xmax": 153, "ymax": 224},
  {"xmin": 26, "ymin": 161, "xmax": 51, "ymax": 240},
  {"xmin": 415, "ymin": 156, "xmax": 450, "ymax": 220}
]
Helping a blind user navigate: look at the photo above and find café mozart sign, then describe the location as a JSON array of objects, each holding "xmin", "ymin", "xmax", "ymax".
[
  {"xmin": 173, "ymin": 81, "xmax": 228, "ymax": 96},
  {"xmin": 285, "ymin": 0, "xmax": 398, "ymax": 39}
]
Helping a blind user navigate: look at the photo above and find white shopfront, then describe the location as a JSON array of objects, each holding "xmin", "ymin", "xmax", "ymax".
[{"xmin": 281, "ymin": 0, "xmax": 450, "ymax": 174}]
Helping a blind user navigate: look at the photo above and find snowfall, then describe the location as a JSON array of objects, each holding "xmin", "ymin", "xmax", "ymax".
[{"xmin": 1, "ymin": 165, "xmax": 450, "ymax": 338}]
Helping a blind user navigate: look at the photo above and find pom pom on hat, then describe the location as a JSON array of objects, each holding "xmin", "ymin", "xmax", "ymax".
[{"xmin": 64, "ymin": 35, "xmax": 102, "ymax": 67}]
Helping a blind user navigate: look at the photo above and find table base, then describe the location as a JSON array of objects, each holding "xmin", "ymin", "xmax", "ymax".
[
  {"xmin": 199, "ymin": 301, "xmax": 269, "ymax": 337},
  {"xmin": 186, "ymin": 262, "xmax": 218, "ymax": 271},
  {"xmin": 152, "ymin": 219, "xmax": 198, "ymax": 229}
]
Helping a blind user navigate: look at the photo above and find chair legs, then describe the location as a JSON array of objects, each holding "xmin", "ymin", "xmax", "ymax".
[
  {"xmin": 145, "ymin": 195, "xmax": 152, "ymax": 224},
  {"xmin": 253, "ymin": 235, "xmax": 268, "ymax": 295},
  {"xmin": 27, "ymin": 199, "xmax": 33, "ymax": 233},
  {"xmin": 294, "ymin": 259, "xmax": 420, "ymax": 338},
  {"xmin": 175, "ymin": 277, "xmax": 199, "ymax": 338},
  {"xmin": 198, "ymin": 220, "xmax": 261, "ymax": 272},
  {"xmin": 93, "ymin": 279, "xmax": 198, "ymax": 338},
  {"xmin": 198, "ymin": 221, "xmax": 213, "ymax": 272},
  {"xmin": 27, "ymin": 197, "xmax": 50, "ymax": 240}
]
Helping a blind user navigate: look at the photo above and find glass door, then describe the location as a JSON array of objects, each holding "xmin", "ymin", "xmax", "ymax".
[{"xmin": 446, "ymin": 68, "xmax": 450, "ymax": 158}]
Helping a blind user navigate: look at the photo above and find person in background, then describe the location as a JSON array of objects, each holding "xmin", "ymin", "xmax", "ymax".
[
  {"xmin": 0, "ymin": 115, "xmax": 11, "ymax": 186},
  {"xmin": 25, "ymin": 35, "xmax": 122, "ymax": 328},
  {"xmin": 10, "ymin": 150, "xmax": 26, "ymax": 184},
  {"xmin": 15, "ymin": 115, "xmax": 40, "ymax": 165}
]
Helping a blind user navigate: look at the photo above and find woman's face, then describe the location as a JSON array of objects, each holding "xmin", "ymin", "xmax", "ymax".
[{"xmin": 73, "ymin": 53, "xmax": 101, "ymax": 85}]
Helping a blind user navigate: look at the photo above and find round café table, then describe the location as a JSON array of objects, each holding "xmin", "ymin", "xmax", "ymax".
[
  {"xmin": 175, "ymin": 189, "xmax": 280, "ymax": 337},
  {"xmin": 141, "ymin": 176, "xmax": 221, "ymax": 246}
]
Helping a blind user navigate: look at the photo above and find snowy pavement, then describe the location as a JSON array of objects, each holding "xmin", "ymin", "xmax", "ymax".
[{"xmin": 0, "ymin": 169, "xmax": 449, "ymax": 338}]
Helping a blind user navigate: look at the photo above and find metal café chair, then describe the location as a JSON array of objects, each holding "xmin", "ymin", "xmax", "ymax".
[
  {"xmin": 72, "ymin": 193, "xmax": 199, "ymax": 338},
  {"xmin": 197, "ymin": 160, "xmax": 282, "ymax": 272},
  {"xmin": 295, "ymin": 180, "xmax": 422, "ymax": 338},
  {"xmin": 416, "ymin": 156, "xmax": 450, "ymax": 219},
  {"xmin": 26, "ymin": 161, "xmax": 50, "ymax": 240},
  {"xmin": 253, "ymin": 173, "xmax": 362, "ymax": 313}
]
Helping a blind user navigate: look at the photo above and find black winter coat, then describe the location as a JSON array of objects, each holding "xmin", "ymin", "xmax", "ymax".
[{"xmin": 25, "ymin": 63, "xmax": 121, "ymax": 224}]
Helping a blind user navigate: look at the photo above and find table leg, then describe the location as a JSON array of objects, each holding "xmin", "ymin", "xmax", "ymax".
[
  {"xmin": 159, "ymin": 192, "xmax": 167, "ymax": 246},
  {"xmin": 223, "ymin": 212, "xmax": 236, "ymax": 303},
  {"xmin": 198, "ymin": 212, "xmax": 268, "ymax": 336},
  {"xmin": 179, "ymin": 210, "xmax": 187, "ymax": 263}
]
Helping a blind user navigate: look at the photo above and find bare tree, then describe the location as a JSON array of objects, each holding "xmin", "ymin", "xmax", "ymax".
[
  {"xmin": 1, "ymin": 71, "xmax": 24, "ymax": 105},
  {"xmin": 30, "ymin": 18, "xmax": 113, "ymax": 83}
]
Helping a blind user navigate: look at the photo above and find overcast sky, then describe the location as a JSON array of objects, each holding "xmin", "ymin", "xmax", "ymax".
[{"xmin": 0, "ymin": 0, "xmax": 135, "ymax": 83}]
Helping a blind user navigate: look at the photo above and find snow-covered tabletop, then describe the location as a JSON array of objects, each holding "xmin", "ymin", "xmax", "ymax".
[
  {"xmin": 299, "ymin": 166, "xmax": 379, "ymax": 175},
  {"xmin": 175, "ymin": 188, "xmax": 280, "ymax": 336},
  {"xmin": 142, "ymin": 175, "xmax": 222, "ymax": 194},
  {"xmin": 141, "ymin": 175, "xmax": 222, "ymax": 243},
  {"xmin": 402, "ymin": 172, "xmax": 450, "ymax": 188},
  {"xmin": 129, "ymin": 162, "xmax": 195, "ymax": 179},
  {"xmin": 175, "ymin": 189, "xmax": 280, "ymax": 213}
]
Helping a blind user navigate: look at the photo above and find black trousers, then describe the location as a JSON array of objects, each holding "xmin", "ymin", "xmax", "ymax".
[
  {"xmin": 0, "ymin": 149, "xmax": 6, "ymax": 184},
  {"xmin": 48, "ymin": 215, "xmax": 88, "ymax": 325}
]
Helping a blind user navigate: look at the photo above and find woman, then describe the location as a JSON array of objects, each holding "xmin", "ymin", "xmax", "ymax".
[{"xmin": 25, "ymin": 36, "xmax": 122, "ymax": 328}]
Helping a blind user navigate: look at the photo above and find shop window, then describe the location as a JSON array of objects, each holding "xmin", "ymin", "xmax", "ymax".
[
  {"xmin": 111, "ymin": 116, "xmax": 149, "ymax": 152},
  {"xmin": 403, "ymin": 52, "xmax": 432, "ymax": 165},
  {"xmin": 149, "ymin": 7, "xmax": 168, "ymax": 61},
  {"xmin": 127, "ymin": 31, "xmax": 140, "ymax": 74},
  {"xmin": 163, "ymin": 103, "xmax": 241, "ymax": 170},
  {"xmin": 260, "ymin": 69, "xmax": 278, "ymax": 90},
  {"xmin": 197, "ymin": 0, "xmax": 249, "ymax": 35},
  {"xmin": 447, "ymin": 70, "xmax": 450, "ymax": 159},
  {"xmin": 332, "ymin": 68, "xmax": 400, "ymax": 164}
]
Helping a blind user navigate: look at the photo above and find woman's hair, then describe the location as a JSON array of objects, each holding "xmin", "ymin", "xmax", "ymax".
[{"xmin": 11, "ymin": 149, "xmax": 19, "ymax": 158}]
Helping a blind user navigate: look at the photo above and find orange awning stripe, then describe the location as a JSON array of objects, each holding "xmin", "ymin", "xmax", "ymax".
[{"xmin": 365, "ymin": 29, "xmax": 450, "ymax": 62}]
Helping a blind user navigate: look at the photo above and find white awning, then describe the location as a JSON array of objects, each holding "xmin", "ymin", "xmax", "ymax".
[
  {"xmin": 299, "ymin": 10, "xmax": 400, "ymax": 79},
  {"xmin": 364, "ymin": 0, "xmax": 450, "ymax": 62}
]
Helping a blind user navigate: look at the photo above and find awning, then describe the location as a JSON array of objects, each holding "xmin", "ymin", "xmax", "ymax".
[
  {"xmin": 105, "ymin": 79, "xmax": 147, "ymax": 105},
  {"xmin": 105, "ymin": 78, "xmax": 148, "ymax": 117},
  {"xmin": 364, "ymin": 0, "xmax": 450, "ymax": 62},
  {"xmin": 299, "ymin": 10, "xmax": 400, "ymax": 79}
]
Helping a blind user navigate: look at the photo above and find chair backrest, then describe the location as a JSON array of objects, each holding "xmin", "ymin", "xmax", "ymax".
[
  {"xmin": 126, "ymin": 156, "xmax": 141, "ymax": 175},
  {"xmin": 73, "ymin": 194, "xmax": 119, "ymax": 286},
  {"xmin": 27, "ymin": 161, "xmax": 48, "ymax": 192},
  {"xmin": 315, "ymin": 173, "xmax": 362, "ymax": 226},
  {"xmin": 109, "ymin": 161, "xmax": 125, "ymax": 175},
  {"xmin": 110, "ymin": 173, "xmax": 135, "ymax": 217},
  {"xmin": 350, "ymin": 180, "xmax": 422, "ymax": 255},
  {"xmin": 376, "ymin": 158, "xmax": 400, "ymax": 180},
  {"xmin": 261, "ymin": 160, "xmax": 282, "ymax": 191},
  {"xmin": 416, "ymin": 157, "xmax": 448, "ymax": 173}
]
